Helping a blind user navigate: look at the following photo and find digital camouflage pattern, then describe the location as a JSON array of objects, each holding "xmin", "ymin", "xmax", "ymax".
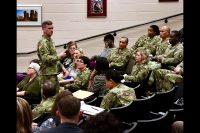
[
  {"xmin": 130, "ymin": 34, "xmax": 161, "ymax": 55},
  {"xmin": 64, "ymin": 68, "xmax": 91, "ymax": 91},
  {"xmin": 100, "ymin": 83, "xmax": 136, "ymax": 110},
  {"xmin": 107, "ymin": 48, "xmax": 131, "ymax": 71}
]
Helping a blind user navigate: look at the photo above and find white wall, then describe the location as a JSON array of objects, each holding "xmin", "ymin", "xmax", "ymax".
[{"xmin": 17, "ymin": 0, "xmax": 183, "ymax": 53}]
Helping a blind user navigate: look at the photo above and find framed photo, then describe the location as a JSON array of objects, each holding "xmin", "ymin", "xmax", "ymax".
[
  {"xmin": 17, "ymin": 5, "xmax": 42, "ymax": 26},
  {"xmin": 87, "ymin": 0, "xmax": 107, "ymax": 17}
]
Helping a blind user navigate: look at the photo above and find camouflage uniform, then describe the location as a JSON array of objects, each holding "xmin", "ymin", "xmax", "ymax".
[
  {"xmin": 32, "ymin": 96, "xmax": 55, "ymax": 119},
  {"xmin": 124, "ymin": 62, "xmax": 150, "ymax": 83},
  {"xmin": 37, "ymin": 35, "xmax": 61, "ymax": 92},
  {"xmin": 154, "ymin": 38, "xmax": 170, "ymax": 57},
  {"xmin": 148, "ymin": 61, "xmax": 183, "ymax": 92},
  {"xmin": 64, "ymin": 68, "xmax": 91, "ymax": 92},
  {"xmin": 107, "ymin": 48, "xmax": 131, "ymax": 71},
  {"xmin": 100, "ymin": 83, "xmax": 136, "ymax": 110},
  {"xmin": 159, "ymin": 42, "xmax": 183, "ymax": 68},
  {"xmin": 130, "ymin": 34, "xmax": 161, "ymax": 55}
]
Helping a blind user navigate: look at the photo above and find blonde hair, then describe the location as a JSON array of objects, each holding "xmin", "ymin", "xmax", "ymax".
[
  {"xmin": 134, "ymin": 47, "xmax": 149, "ymax": 64},
  {"xmin": 16, "ymin": 97, "xmax": 32, "ymax": 133}
]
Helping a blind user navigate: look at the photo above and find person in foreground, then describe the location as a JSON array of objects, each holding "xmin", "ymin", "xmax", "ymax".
[
  {"xmin": 36, "ymin": 95, "xmax": 81, "ymax": 133},
  {"xmin": 17, "ymin": 97, "xmax": 33, "ymax": 133},
  {"xmin": 81, "ymin": 112, "xmax": 123, "ymax": 133}
]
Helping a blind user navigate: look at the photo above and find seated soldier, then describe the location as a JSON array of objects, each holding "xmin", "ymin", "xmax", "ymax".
[
  {"xmin": 107, "ymin": 36, "xmax": 131, "ymax": 71},
  {"xmin": 148, "ymin": 61, "xmax": 183, "ymax": 92},
  {"xmin": 130, "ymin": 25, "xmax": 161, "ymax": 56},
  {"xmin": 63, "ymin": 56, "xmax": 91, "ymax": 92},
  {"xmin": 100, "ymin": 69, "xmax": 136, "ymax": 110},
  {"xmin": 32, "ymin": 80, "xmax": 57, "ymax": 119}
]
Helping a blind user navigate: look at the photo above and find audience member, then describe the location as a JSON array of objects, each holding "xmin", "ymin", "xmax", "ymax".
[
  {"xmin": 89, "ymin": 34, "xmax": 115, "ymax": 70},
  {"xmin": 33, "ymin": 90, "xmax": 73, "ymax": 132},
  {"xmin": 100, "ymin": 69, "xmax": 136, "ymax": 110},
  {"xmin": 152, "ymin": 25, "xmax": 171, "ymax": 60},
  {"xmin": 88, "ymin": 57, "xmax": 109, "ymax": 96},
  {"xmin": 171, "ymin": 121, "xmax": 183, "ymax": 133},
  {"xmin": 16, "ymin": 59, "xmax": 40, "ymax": 84},
  {"xmin": 36, "ymin": 95, "xmax": 81, "ymax": 133},
  {"xmin": 107, "ymin": 36, "xmax": 131, "ymax": 71},
  {"xmin": 32, "ymin": 80, "xmax": 57, "ymax": 119},
  {"xmin": 148, "ymin": 61, "xmax": 183, "ymax": 92},
  {"xmin": 63, "ymin": 56, "xmax": 91, "ymax": 92},
  {"xmin": 81, "ymin": 112, "xmax": 123, "ymax": 133},
  {"xmin": 17, "ymin": 97, "xmax": 33, "ymax": 133},
  {"xmin": 130, "ymin": 25, "xmax": 161, "ymax": 56},
  {"xmin": 17, "ymin": 62, "xmax": 41, "ymax": 105},
  {"xmin": 156, "ymin": 30, "xmax": 183, "ymax": 70}
]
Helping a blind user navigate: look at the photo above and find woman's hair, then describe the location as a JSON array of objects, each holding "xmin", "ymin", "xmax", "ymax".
[
  {"xmin": 51, "ymin": 90, "xmax": 72, "ymax": 115},
  {"xmin": 105, "ymin": 69, "xmax": 124, "ymax": 83},
  {"xmin": 134, "ymin": 48, "xmax": 150, "ymax": 64},
  {"xmin": 95, "ymin": 57, "xmax": 109, "ymax": 74},
  {"xmin": 150, "ymin": 25, "xmax": 160, "ymax": 35},
  {"xmin": 64, "ymin": 41, "xmax": 77, "ymax": 57},
  {"xmin": 81, "ymin": 112, "xmax": 123, "ymax": 133},
  {"xmin": 16, "ymin": 97, "xmax": 32, "ymax": 133}
]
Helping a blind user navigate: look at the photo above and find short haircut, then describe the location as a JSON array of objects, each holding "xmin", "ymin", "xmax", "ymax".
[
  {"xmin": 57, "ymin": 95, "xmax": 80, "ymax": 119},
  {"xmin": 104, "ymin": 34, "xmax": 114, "ymax": 42},
  {"xmin": 79, "ymin": 56, "xmax": 90, "ymax": 67},
  {"xmin": 42, "ymin": 80, "xmax": 56, "ymax": 98},
  {"xmin": 105, "ymin": 69, "xmax": 124, "ymax": 83},
  {"xmin": 81, "ymin": 112, "xmax": 123, "ymax": 133},
  {"xmin": 121, "ymin": 36, "xmax": 129, "ymax": 44},
  {"xmin": 42, "ymin": 20, "xmax": 53, "ymax": 29}
]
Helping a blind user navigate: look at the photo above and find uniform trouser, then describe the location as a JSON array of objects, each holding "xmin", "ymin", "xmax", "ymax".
[
  {"xmin": 148, "ymin": 69, "xmax": 183, "ymax": 92},
  {"xmin": 40, "ymin": 75, "xmax": 60, "ymax": 97}
]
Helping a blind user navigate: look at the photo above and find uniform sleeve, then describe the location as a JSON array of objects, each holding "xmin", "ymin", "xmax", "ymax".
[
  {"xmin": 100, "ymin": 92, "xmax": 117, "ymax": 110},
  {"xmin": 161, "ymin": 48, "xmax": 183, "ymax": 65},
  {"xmin": 125, "ymin": 67, "xmax": 149, "ymax": 83},
  {"xmin": 64, "ymin": 70, "xmax": 91, "ymax": 91}
]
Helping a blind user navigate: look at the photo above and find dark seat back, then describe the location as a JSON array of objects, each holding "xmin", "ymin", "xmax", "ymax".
[
  {"xmin": 152, "ymin": 86, "xmax": 178, "ymax": 112},
  {"xmin": 134, "ymin": 111, "xmax": 171, "ymax": 133}
]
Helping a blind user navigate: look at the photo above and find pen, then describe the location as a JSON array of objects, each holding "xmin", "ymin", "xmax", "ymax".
[{"xmin": 91, "ymin": 107, "xmax": 99, "ymax": 111}]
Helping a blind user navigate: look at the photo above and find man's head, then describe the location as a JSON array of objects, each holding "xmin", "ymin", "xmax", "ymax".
[
  {"xmin": 169, "ymin": 30, "xmax": 180, "ymax": 45},
  {"xmin": 42, "ymin": 80, "xmax": 56, "ymax": 99},
  {"xmin": 104, "ymin": 34, "xmax": 114, "ymax": 48},
  {"xmin": 57, "ymin": 95, "xmax": 80, "ymax": 123},
  {"xmin": 42, "ymin": 20, "xmax": 53, "ymax": 37},
  {"xmin": 160, "ymin": 26, "xmax": 170, "ymax": 40},
  {"xmin": 119, "ymin": 36, "xmax": 128, "ymax": 49}
]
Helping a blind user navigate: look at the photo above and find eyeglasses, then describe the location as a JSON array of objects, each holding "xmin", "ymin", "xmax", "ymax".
[{"xmin": 76, "ymin": 59, "xmax": 84, "ymax": 63}]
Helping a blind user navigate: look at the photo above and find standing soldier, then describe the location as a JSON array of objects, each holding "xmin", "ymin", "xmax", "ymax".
[{"xmin": 37, "ymin": 20, "xmax": 66, "ymax": 93}]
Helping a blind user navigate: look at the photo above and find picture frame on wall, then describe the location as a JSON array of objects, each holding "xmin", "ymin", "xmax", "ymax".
[
  {"xmin": 159, "ymin": 0, "xmax": 179, "ymax": 2},
  {"xmin": 87, "ymin": 0, "xmax": 107, "ymax": 17},
  {"xmin": 17, "ymin": 5, "xmax": 42, "ymax": 26}
]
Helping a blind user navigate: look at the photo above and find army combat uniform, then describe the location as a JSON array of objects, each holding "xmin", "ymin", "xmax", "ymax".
[
  {"xmin": 64, "ymin": 68, "xmax": 91, "ymax": 92},
  {"xmin": 130, "ymin": 34, "xmax": 161, "ymax": 56},
  {"xmin": 148, "ymin": 61, "xmax": 183, "ymax": 92},
  {"xmin": 37, "ymin": 35, "xmax": 61, "ymax": 92},
  {"xmin": 153, "ymin": 38, "xmax": 170, "ymax": 59},
  {"xmin": 32, "ymin": 96, "xmax": 55, "ymax": 119},
  {"xmin": 100, "ymin": 83, "xmax": 136, "ymax": 110},
  {"xmin": 107, "ymin": 48, "xmax": 131, "ymax": 71},
  {"xmin": 158, "ymin": 42, "xmax": 183, "ymax": 69},
  {"xmin": 124, "ymin": 62, "xmax": 150, "ymax": 83}
]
